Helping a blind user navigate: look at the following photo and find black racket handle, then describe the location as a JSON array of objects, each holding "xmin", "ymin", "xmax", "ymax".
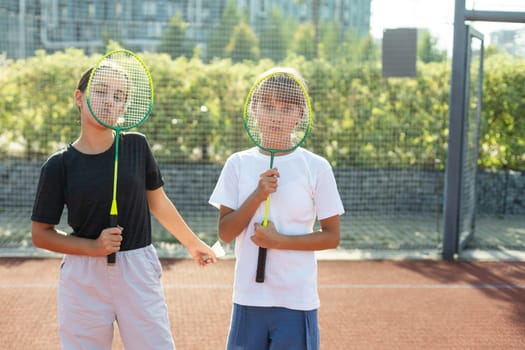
[
  {"xmin": 255, "ymin": 247, "xmax": 267, "ymax": 283},
  {"xmin": 107, "ymin": 215, "xmax": 118, "ymax": 265}
]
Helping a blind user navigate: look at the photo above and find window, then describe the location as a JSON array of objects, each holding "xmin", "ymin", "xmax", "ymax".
[
  {"xmin": 88, "ymin": 2, "xmax": 95, "ymax": 18},
  {"xmin": 143, "ymin": 1, "xmax": 157, "ymax": 17},
  {"xmin": 116, "ymin": 2, "xmax": 122, "ymax": 17}
]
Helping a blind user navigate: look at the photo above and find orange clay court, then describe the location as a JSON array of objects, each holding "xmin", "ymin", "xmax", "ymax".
[{"xmin": 1, "ymin": 257, "xmax": 525, "ymax": 350}]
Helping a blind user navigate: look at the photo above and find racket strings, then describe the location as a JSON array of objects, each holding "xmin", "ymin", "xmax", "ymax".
[
  {"xmin": 88, "ymin": 51, "xmax": 152, "ymax": 129},
  {"xmin": 245, "ymin": 73, "xmax": 311, "ymax": 152}
]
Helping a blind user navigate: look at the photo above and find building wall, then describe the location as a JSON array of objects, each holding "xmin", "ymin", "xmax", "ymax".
[
  {"xmin": 0, "ymin": 0, "xmax": 371, "ymax": 59},
  {"xmin": 490, "ymin": 27, "xmax": 525, "ymax": 58}
]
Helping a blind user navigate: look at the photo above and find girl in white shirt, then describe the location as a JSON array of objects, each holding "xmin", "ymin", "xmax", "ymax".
[{"xmin": 209, "ymin": 67, "xmax": 344, "ymax": 350}]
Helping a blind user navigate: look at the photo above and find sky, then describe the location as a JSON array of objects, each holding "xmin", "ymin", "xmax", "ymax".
[{"xmin": 370, "ymin": 0, "xmax": 525, "ymax": 53}]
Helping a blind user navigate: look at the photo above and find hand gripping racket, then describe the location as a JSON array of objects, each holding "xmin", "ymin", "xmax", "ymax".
[
  {"xmin": 87, "ymin": 49, "xmax": 154, "ymax": 265},
  {"xmin": 243, "ymin": 68, "xmax": 312, "ymax": 283}
]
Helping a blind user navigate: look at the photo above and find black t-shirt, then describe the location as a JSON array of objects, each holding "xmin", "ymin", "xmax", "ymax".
[{"xmin": 31, "ymin": 132, "xmax": 164, "ymax": 251}]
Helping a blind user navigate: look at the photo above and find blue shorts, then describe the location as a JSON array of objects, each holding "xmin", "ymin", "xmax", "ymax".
[{"xmin": 226, "ymin": 303, "xmax": 320, "ymax": 350}]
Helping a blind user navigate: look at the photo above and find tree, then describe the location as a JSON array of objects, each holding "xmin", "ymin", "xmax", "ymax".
[
  {"xmin": 357, "ymin": 34, "xmax": 379, "ymax": 62},
  {"xmin": 418, "ymin": 30, "xmax": 447, "ymax": 63},
  {"xmin": 335, "ymin": 30, "xmax": 365, "ymax": 63},
  {"xmin": 318, "ymin": 21, "xmax": 341, "ymax": 61},
  {"xmin": 158, "ymin": 13, "xmax": 195, "ymax": 59},
  {"xmin": 294, "ymin": 0, "xmax": 320, "ymax": 58},
  {"xmin": 290, "ymin": 23, "xmax": 316, "ymax": 60},
  {"xmin": 259, "ymin": 10, "xmax": 290, "ymax": 62},
  {"xmin": 225, "ymin": 22, "xmax": 260, "ymax": 62},
  {"xmin": 101, "ymin": 23, "xmax": 123, "ymax": 52},
  {"xmin": 206, "ymin": 0, "xmax": 241, "ymax": 61}
]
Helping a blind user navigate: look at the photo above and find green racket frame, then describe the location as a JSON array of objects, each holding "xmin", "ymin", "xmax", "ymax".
[
  {"xmin": 243, "ymin": 70, "xmax": 313, "ymax": 282},
  {"xmin": 86, "ymin": 49, "xmax": 154, "ymax": 265}
]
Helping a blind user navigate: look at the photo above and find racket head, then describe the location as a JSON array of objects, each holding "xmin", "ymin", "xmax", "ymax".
[
  {"xmin": 87, "ymin": 49, "xmax": 154, "ymax": 131},
  {"xmin": 243, "ymin": 68, "xmax": 312, "ymax": 153}
]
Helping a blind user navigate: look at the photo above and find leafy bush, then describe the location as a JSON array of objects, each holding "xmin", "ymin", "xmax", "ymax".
[{"xmin": 0, "ymin": 49, "xmax": 523, "ymax": 171}]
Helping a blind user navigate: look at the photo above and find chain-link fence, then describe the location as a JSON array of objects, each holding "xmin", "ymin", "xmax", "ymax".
[{"xmin": 1, "ymin": 0, "xmax": 524, "ymax": 258}]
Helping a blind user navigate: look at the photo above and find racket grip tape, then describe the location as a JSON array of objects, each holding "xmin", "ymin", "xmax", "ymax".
[
  {"xmin": 107, "ymin": 215, "xmax": 118, "ymax": 265},
  {"xmin": 255, "ymin": 247, "xmax": 267, "ymax": 283}
]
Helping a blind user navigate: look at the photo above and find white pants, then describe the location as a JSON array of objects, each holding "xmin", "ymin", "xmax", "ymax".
[{"xmin": 58, "ymin": 245, "xmax": 175, "ymax": 350}]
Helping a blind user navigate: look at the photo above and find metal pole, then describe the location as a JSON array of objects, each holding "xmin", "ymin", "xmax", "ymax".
[
  {"xmin": 442, "ymin": 0, "xmax": 468, "ymax": 260},
  {"xmin": 465, "ymin": 10, "xmax": 525, "ymax": 23}
]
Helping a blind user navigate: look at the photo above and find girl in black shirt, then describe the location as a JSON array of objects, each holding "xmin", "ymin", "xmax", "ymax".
[{"xmin": 32, "ymin": 66, "xmax": 216, "ymax": 349}]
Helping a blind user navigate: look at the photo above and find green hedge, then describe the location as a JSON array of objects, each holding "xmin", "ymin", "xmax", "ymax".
[{"xmin": 1, "ymin": 49, "xmax": 523, "ymax": 170}]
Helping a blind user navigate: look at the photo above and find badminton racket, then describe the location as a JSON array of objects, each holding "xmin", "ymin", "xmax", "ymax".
[
  {"xmin": 243, "ymin": 68, "xmax": 312, "ymax": 283},
  {"xmin": 86, "ymin": 49, "xmax": 154, "ymax": 265}
]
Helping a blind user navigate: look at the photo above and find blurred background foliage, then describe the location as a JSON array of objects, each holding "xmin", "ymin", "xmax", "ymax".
[{"xmin": 1, "ymin": 47, "xmax": 523, "ymax": 171}]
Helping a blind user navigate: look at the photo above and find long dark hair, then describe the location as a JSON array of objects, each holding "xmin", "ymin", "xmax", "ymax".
[{"xmin": 77, "ymin": 67, "xmax": 94, "ymax": 93}]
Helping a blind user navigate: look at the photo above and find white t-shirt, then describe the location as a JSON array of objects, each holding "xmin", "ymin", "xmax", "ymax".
[{"xmin": 209, "ymin": 147, "xmax": 344, "ymax": 310}]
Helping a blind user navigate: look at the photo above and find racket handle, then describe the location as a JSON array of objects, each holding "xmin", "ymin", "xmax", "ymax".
[
  {"xmin": 107, "ymin": 253, "xmax": 116, "ymax": 265},
  {"xmin": 255, "ymin": 247, "xmax": 267, "ymax": 283},
  {"xmin": 107, "ymin": 215, "xmax": 118, "ymax": 265}
]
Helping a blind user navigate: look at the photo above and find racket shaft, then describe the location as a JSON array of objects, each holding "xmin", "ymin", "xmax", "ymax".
[
  {"xmin": 245, "ymin": 71, "xmax": 312, "ymax": 283},
  {"xmin": 107, "ymin": 136, "xmax": 119, "ymax": 265},
  {"xmin": 87, "ymin": 50, "xmax": 154, "ymax": 266},
  {"xmin": 107, "ymin": 215, "xmax": 118, "ymax": 265}
]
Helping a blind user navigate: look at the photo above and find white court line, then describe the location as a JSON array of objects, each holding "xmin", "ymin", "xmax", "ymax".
[
  {"xmin": 1, "ymin": 283, "xmax": 525, "ymax": 289},
  {"xmin": 318, "ymin": 284, "xmax": 525, "ymax": 289},
  {"xmin": 0, "ymin": 283, "xmax": 56, "ymax": 289}
]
